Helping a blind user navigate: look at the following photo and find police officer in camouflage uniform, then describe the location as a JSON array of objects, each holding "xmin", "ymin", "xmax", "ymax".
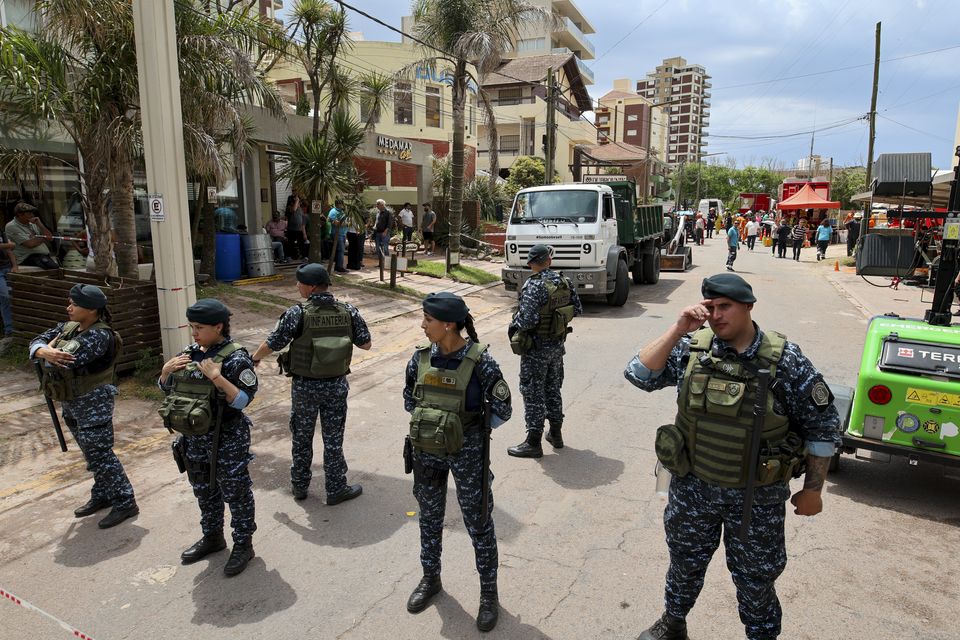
[
  {"xmin": 507, "ymin": 244, "xmax": 582, "ymax": 458},
  {"xmin": 159, "ymin": 299, "xmax": 259, "ymax": 576},
  {"xmin": 251, "ymin": 263, "xmax": 371, "ymax": 504},
  {"xmin": 403, "ymin": 292, "xmax": 512, "ymax": 632},
  {"xmin": 624, "ymin": 274, "xmax": 841, "ymax": 640},
  {"xmin": 30, "ymin": 284, "xmax": 138, "ymax": 529}
]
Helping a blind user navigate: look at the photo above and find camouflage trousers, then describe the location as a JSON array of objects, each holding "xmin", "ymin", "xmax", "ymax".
[
  {"xmin": 290, "ymin": 376, "xmax": 350, "ymax": 497},
  {"xmin": 66, "ymin": 420, "xmax": 135, "ymax": 509},
  {"xmin": 663, "ymin": 474, "xmax": 787, "ymax": 640},
  {"xmin": 519, "ymin": 347, "xmax": 565, "ymax": 434},
  {"xmin": 413, "ymin": 429, "xmax": 497, "ymax": 591},
  {"xmin": 185, "ymin": 417, "xmax": 256, "ymax": 545}
]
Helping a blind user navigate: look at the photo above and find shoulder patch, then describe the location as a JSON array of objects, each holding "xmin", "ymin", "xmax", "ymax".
[
  {"xmin": 491, "ymin": 379, "xmax": 511, "ymax": 402},
  {"xmin": 239, "ymin": 368, "xmax": 258, "ymax": 387},
  {"xmin": 811, "ymin": 380, "xmax": 831, "ymax": 408}
]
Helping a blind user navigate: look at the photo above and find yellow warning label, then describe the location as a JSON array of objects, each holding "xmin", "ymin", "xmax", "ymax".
[
  {"xmin": 945, "ymin": 223, "xmax": 960, "ymax": 240},
  {"xmin": 905, "ymin": 387, "xmax": 960, "ymax": 408}
]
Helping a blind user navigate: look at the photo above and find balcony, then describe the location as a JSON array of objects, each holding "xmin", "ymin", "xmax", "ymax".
[
  {"xmin": 552, "ymin": 0, "xmax": 596, "ymax": 34},
  {"xmin": 575, "ymin": 57, "xmax": 594, "ymax": 84},
  {"xmin": 553, "ymin": 17, "xmax": 596, "ymax": 59}
]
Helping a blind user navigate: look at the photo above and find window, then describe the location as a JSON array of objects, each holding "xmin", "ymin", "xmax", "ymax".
[
  {"xmin": 425, "ymin": 86, "xmax": 441, "ymax": 128},
  {"xmin": 394, "ymin": 82, "xmax": 413, "ymax": 125},
  {"xmin": 359, "ymin": 87, "xmax": 379, "ymax": 125},
  {"xmin": 598, "ymin": 116, "xmax": 609, "ymax": 124},
  {"xmin": 500, "ymin": 134, "xmax": 520, "ymax": 153},
  {"xmin": 627, "ymin": 114, "xmax": 638, "ymax": 122},
  {"xmin": 517, "ymin": 37, "xmax": 546, "ymax": 53},
  {"xmin": 627, "ymin": 130, "xmax": 637, "ymax": 136},
  {"xmin": 498, "ymin": 87, "xmax": 521, "ymax": 105}
]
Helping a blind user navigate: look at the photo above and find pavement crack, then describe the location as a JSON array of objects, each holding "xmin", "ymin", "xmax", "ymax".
[{"xmin": 334, "ymin": 567, "xmax": 417, "ymax": 639}]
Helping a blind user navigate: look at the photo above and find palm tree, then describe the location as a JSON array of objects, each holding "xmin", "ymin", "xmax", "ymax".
[{"xmin": 409, "ymin": 0, "xmax": 557, "ymax": 259}]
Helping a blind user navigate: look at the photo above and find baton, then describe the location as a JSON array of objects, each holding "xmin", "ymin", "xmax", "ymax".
[
  {"xmin": 34, "ymin": 362, "xmax": 68, "ymax": 452},
  {"xmin": 740, "ymin": 368, "xmax": 770, "ymax": 542}
]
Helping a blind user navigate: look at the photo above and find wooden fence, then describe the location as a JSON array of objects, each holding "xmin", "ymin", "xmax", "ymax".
[{"xmin": 8, "ymin": 269, "xmax": 161, "ymax": 374}]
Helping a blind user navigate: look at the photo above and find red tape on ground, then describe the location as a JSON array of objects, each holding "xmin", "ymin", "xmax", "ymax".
[{"xmin": 0, "ymin": 587, "xmax": 96, "ymax": 640}]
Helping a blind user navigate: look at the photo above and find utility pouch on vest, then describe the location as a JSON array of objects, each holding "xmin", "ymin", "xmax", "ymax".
[
  {"xmin": 411, "ymin": 454, "xmax": 449, "ymax": 489},
  {"xmin": 409, "ymin": 407, "xmax": 465, "ymax": 456},
  {"xmin": 655, "ymin": 424, "xmax": 690, "ymax": 477},
  {"xmin": 309, "ymin": 336, "xmax": 353, "ymax": 375},
  {"xmin": 756, "ymin": 432, "xmax": 806, "ymax": 485},
  {"xmin": 158, "ymin": 394, "xmax": 214, "ymax": 436},
  {"xmin": 553, "ymin": 305, "xmax": 575, "ymax": 337},
  {"xmin": 41, "ymin": 370, "xmax": 70, "ymax": 402},
  {"xmin": 702, "ymin": 378, "xmax": 746, "ymax": 418},
  {"xmin": 510, "ymin": 330, "xmax": 533, "ymax": 355}
]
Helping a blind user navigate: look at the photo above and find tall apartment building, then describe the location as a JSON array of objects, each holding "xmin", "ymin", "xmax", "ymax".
[
  {"xmin": 504, "ymin": 0, "xmax": 596, "ymax": 87},
  {"xmin": 635, "ymin": 56, "xmax": 711, "ymax": 166}
]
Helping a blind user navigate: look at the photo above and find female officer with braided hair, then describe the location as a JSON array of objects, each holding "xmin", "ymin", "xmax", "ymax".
[{"xmin": 402, "ymin": 292, "xmax": 512, "ymax": 632}]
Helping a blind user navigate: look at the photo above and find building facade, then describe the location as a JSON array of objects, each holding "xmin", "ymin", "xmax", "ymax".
[
  {"xmin": 503, "ymin": 0, "xmax": 595, "ymax": 87},
  {"xmin": 477, "ymin": 52, "xmax": 595, "ymax": 184},
  {"xmin": 635, "ymin": 56, "xmax": 711, "ymax": 167}
]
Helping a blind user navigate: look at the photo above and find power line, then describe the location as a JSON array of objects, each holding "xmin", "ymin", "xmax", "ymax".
[
  {"xmin": 711, "ymin": 116, "xmax": 865, "ymax": 140},
  {"xmin": 877, "ymin": 114, "xmax": 953, "ymax": 144},
  {"xmin": 593, "ymin": 0, "xmax": 669, "ymax": 63}
]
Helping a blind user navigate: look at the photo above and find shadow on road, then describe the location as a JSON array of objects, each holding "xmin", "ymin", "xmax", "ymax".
[
  {"xmin": 827, "ymin": 456, "xmax": 960, "ymax": 526},
  {"xmin": 537, "ymin": 446, "xmax": 625, "ymax": 490},
  {"xmin": 54, "ymin": 518, "xmax": 148, "ymax": 567},
  {"xmin": 436, "ymin": 593, "xmax": 556, "ymax": 640},
  {"xmin": 190, "ymin": 556, "xmax": 297, "ymax": 627}
]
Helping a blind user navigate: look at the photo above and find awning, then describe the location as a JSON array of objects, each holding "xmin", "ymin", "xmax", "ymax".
[
  {"xmin": 778, "ymin": 183, "xmax": 840, "ymax": 210},
  {"xmin": 851, "ymin": 170, "xmax": 953, "ymax": 208}
]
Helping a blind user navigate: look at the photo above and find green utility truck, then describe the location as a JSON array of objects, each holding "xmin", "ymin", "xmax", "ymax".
[{"xmin": 502, "ymin": 176, "xmax": 664, "ymax": 306}]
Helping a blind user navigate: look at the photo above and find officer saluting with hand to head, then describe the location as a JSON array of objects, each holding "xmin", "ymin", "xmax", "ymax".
[
  {"xmin": 159, "ymin": 299, "xmax": 259, "ymax": 577},
  {"xmin": 251, "ymin": 263, "xmax": 371, "ymax": 504},
  {"xmin": 625, "ymin": 274, "xmax": 841, "ymax": 640},
  {"xmin": 30, "ymin": 284, "xmax": 137, "ymax": 528},
  {"xmin": 403, "ymin": 292, "xmax": 512, "ymax": 632}
]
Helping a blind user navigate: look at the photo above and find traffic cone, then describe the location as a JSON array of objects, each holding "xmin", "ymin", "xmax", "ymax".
[{"xmin": 834, "ymin": 260, "xmax": 839, "ymax": 271}]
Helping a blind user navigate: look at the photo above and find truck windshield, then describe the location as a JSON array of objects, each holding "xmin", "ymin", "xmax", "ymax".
[{"xmin": 510, "ymin": 191, "xmax": 599, "ymax": 223}]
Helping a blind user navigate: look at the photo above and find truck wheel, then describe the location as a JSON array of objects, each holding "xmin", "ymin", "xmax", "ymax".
[
  {"xmin": 631, "ymin": 260, "xmax": 644, "ymax": 284},
  {"xmin": 607, "ymin": 259, "xmax": 629, "ymax": 306},
  {"xmin": 642, "ymin": 251, "xmax": 661, "ymax": 284}
]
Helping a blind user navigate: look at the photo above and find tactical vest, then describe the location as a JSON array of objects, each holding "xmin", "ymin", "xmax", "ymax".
[
  {"xmin": 41, "ymin": 321, "xmax": 121, "ymax": 401},
  {"xmin": 157, "ymin": 342, "xmax": 241, "ymax": 436},
  {"xmin": 533, "ymin": 274, "xmax": 574, "ymax": 339},
  {"xmin": 279, "ymin": 301, "xmax": 354, "ymax": 379},
  {"xmin": 409, "ymin": 343, "xmax": 486, "ymax": 457},
  {"xmin": 656, "ymin": 328, "xmax": 802, "ymax": 489}
]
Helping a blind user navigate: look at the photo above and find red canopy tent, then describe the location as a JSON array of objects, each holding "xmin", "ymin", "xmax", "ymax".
[{"xmin": 777, "ymin": 183, "xmax": 840, "ymax": 210}]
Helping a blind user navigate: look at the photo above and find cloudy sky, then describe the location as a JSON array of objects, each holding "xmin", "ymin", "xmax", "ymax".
[{"xmin": 290, "ymin": 0, "xmax": 960, "ymax": 170}]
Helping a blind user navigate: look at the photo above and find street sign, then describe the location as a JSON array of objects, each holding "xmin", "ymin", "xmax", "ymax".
[
  {"xmin": 312, "ymin": 200, "xmax": 322, "ymax": 214},
  {"xmin": 207, "ymin": 186, "xmax": 218, "ymax": 201},
  {"xmin": 148, "ymin": 194, "xmax": 165, "ymax": 222}
]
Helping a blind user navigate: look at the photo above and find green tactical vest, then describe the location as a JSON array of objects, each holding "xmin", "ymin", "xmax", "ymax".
[
  {"xmin": 657, "ymin": 328, "xmax": 802, "ymax": 489},
  {"xmin": 157, "ymin": 342, "xmax": 241, "ymax": 436},
  {"xmin": 533, "ymin": 274, "xmax": 575, "ymax": 339},
  {"xmin": 41, "ymin": 321, "xmax": 121, "ymax": 401},
  {"xmin": 409, "ymin": 343, "xmax": 486, "ymax": 457},
  {"xmin": 279, "ymin": 301, "xmax": 354, "ymax": 379}
]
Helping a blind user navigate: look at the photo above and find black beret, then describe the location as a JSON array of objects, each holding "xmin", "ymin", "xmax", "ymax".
[
  {"xmin": 701, "ymin": 273, "xmax": 756, "ymax": 304},
  {"xmin": 69, "ymin": 283, "xmax": 108, "ymax": 310},
  {"xmin": 422, "ymin": 292, "xmax": 469, "ymax": 323},
  {"xmin": 186, "ymin": 298, "xmax": 231, "ymax": 324},
  {"xmin": 297, "ymin": 262, "xmax": 331, "ymax": 286},
  {"xmin": 526, "ymin": 244, "xmax": 553, "ymax": 265}
]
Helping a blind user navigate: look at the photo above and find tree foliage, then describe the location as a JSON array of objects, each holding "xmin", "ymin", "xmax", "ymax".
[
  {"xmin": 504, "ymin": 156, "xmax": 559, "ymax": 200},
  {"xmin": 830, "ymin": 167, "xmax": 867, "ymax": 209}
]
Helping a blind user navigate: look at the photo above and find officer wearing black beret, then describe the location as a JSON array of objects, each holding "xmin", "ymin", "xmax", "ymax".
[
  {"xmin": 624, "ymin": 274, "xmax": 841, "ymax": 640},
  {"xmin": 252, "ymin": 262, "xmax": 371, "ymax": 504},
  {"xmin": 30, "ymin": 284, "xmax": 137, "ymax": 528},
  {"xmin": 159, "ymin": 298, "xmax": 260, "ymax": 576},
  {"xmin": 403, "ymin": 291, "xmax": 512, "ymax": 631},
  {"xmin": 507, "ymin": 244, "xmax": 582, "ymax": 458}
]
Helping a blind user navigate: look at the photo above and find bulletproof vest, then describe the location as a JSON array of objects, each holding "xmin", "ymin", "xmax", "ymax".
[
  {"xmin": 41, "ymin": 321, "xmax": 121, "ymax": 401},
  {"xmin": 157, "ymin": 342, "xmax": 241, "ymax": 436},
  {"xmin": 280, "ymin": 301, "xmax": 354, "ymax": 379},
  {"xmin": 530, "ymin": 273, "xmax": 574, "ymax": 339},
  {"xmin": 671, "ymin": 328, "xmax": 796, "ymax": 489},
  {"xmin": 409, "ymin": 343, "xmax": 486, "ymax": 457}
]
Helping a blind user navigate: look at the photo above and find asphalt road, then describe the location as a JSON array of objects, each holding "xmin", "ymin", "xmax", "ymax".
[{"xmin": 1, "ymin": 239, "xmax": 958, "ymax": 640}]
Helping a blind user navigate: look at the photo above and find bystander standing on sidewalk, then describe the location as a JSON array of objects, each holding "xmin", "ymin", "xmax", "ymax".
[
  {"xmin": 399, "ymin": 203, "xmax": 414, "ymax": 243},
  {"xmin": 706, "ymin": 208, "xmax": 716, "ymax": 238},
  {"xmin": 745, "ymin": 217, "xmax": 759, "ymax": 251},
  {"xmin": 815, "ymin": 219, "xmax": 832, "ymax": 261},
  {"xmin": 694, "ymin": 213, "xmax": 705, "ymax": 246},
  {"xmin": 844, "ymin": 213, "xmax": 860, "ymax": 257},
  {"xmin": 776, "ymin": 218, "xmax": 791, "ymax": 258},
  {"xmin": 725, "ymin": 218, "xmax": 740, "ymax": 271},
  {"xmin": 421, "ymin": 203, "xmax": 436, "ymax": 256}
]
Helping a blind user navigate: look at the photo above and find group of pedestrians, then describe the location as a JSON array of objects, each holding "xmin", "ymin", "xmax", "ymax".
[{"xmin": 721, "ymin": 209, "xmax": 850, "ymax": 271}]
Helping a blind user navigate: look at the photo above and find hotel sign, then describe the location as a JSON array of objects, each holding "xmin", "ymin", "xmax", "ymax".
[{"xmin": 377, "ymin": 135, "xmax": 413, "ymax": 161}]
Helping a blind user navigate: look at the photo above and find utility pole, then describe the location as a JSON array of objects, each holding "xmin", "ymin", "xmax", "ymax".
[
  {"xmin": 807, "ymin": 129, "xmax": 816, "ymax": 180},
  {"xmin": 865, "ymin": 21, "xmax": 882, "ymax": 189},
  {"xmin": 544, "ymin": 67, "xmax": 557, "ymax": 186},
  {"xmin": 133, "ymin": 0, "xmax": 196, "ymax": 360},
  {"xmin": 643, "ymin": 104, "xmax": 652, "ymax": 203}
]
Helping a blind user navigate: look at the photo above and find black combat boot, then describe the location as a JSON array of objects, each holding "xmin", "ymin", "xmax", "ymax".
[
  {"xmin": 292, "ymin": 485, "xmax": 308, "ymax": 501},
  {"xmin": 327, "ymin": 483, "xmax": 362, "ymax": 505},
  {"xmin": 98, "ymin": 502, "xmax": 139, "ymax": 529},
  {"xmin": 180, "ymin": 532, "xmax": 227, "ymax": 565},
  {"xmin": 637, "ymin": 612, "xmax": 688, "ymax": 640},
  {"xmin": 544, "ymin": 421, "xmax": 564, "ymax": 449},
  {"xmin": 74, "ymin": 497, "xmax": 110, "ymax": 518},
  {"xmin": 406, "ymin": 575, "xmax": 442, "ymax": 613},
  {"xmin": 224, "ymin": 542, "xmax": 255, "ymax": 577},
  {"xmin": 507, "ymin": 431, "xmax": 543, "ymax": 458},
  {"xmin": 476, "ymin": 588, "xmax": 499, "ymax": 632}
]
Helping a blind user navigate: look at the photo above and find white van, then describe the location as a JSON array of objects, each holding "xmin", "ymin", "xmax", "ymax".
[{"xmin": 697, "ymin": 198, "xmax": 724, "ymax": 218}]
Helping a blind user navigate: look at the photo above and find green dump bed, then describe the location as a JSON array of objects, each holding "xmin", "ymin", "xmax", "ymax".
[{"xmin": 607, "ymin": 181, "xmax": 664, "ymax": 246}]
